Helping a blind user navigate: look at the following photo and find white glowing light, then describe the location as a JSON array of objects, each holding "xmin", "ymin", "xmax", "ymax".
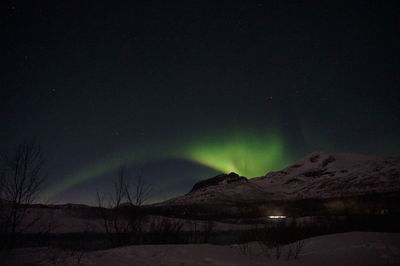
[{"xmin": 268, "ymin": 215, "xmax": 286, "ymax": 219}]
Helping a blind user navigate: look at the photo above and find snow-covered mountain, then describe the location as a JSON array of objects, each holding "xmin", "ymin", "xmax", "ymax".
[{"xmin": 163, "ymin": 152, "xmax": 400, "ymax": 205}]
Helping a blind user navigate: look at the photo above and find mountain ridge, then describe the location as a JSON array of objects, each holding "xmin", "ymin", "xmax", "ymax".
[{"xmin": 161, "ymin": 151, "xmax": 400, "ymax": 206}]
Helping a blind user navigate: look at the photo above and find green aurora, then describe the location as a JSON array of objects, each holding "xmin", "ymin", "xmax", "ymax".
[
  {"xmin": 184, "ymin": 130, "xmax": 288, "ymax": 177},
  {"xmin": 43, "ymin": 128, "xmax": 293, "ymax": 199}
]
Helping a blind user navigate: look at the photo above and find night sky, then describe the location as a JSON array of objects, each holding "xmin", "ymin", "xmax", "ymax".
[{"xmin": 1, "ymin": 1, "xmax": 399, "ymax": 204}]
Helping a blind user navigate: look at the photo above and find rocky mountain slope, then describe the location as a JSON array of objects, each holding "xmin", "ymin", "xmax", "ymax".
[{"xmin": 163, "ymin": 152, "xmax": 400, "ymax": 205}]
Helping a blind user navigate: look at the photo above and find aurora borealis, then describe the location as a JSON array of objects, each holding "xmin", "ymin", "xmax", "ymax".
[
  {"xmin": 184, "ymin": 129, "xmax": 289, "ymax": 177},
  {"xmin": 2, "ymin": 2, "xmax": 399, "ymax": 204},
  {"xmin": 43, "ymin": 127, "xmax": 291, "ymax": 199}
]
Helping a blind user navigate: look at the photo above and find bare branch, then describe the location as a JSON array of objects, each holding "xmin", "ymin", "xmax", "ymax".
[{"xmin": 0, "ymin": 138, "xmax": 46, "ymax": 248}]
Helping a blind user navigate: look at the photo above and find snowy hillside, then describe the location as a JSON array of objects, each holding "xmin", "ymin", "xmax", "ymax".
[{"xmin": 163, "ymin": 152, "xmax": 400, "ymax": 205}]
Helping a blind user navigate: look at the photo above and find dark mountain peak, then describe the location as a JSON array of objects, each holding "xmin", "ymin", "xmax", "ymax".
[{"xmin": 189, "ymin": 172, "xmax": 247, "ymax": 193}]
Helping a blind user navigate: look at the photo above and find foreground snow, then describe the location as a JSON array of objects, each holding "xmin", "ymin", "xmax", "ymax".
[{"xmin": 2, "ymin": 232, "xmax": 399, "ymax": 265}]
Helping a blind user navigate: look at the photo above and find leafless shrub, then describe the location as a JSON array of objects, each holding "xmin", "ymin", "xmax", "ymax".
[
  {"xmin": 293, "ymin": 239, "xmax": 305, "ymax": 259},
  {"xmin": 235, "ymin": 242, "xmax": 251, "ymax": 256},
  {"xmin": 148, "ymin": 216, "xmax": 184, "ymax": 244},
  {"xmin": 258, "ymin": 240, "xmax": 304, "ymax": 261},
  {"xmin": 46, "ymin": 247, "xmax": 85, "ymax": 266},
  {"xmin": 127, "ymin": 172, "xmax": 152, "ymax": 207},
  {"xmin": 274, "ymin": 243, "xmax": 281, "ymax": 260},
  {"xmin": 255, "ymin": 219, "xmax": 304, "ymax": 261},
  {"xmin": 95, "ymin": 165, "xmax": 152, "ymax": 246},
  {"xmin": 0, "ymin": 139, "xmax": 46, "ymax": 249},
  {"xmin": 283, "ymin": 240, "xmax": 305, "ymax": 260},
  {"xmin": 256, "ymin": 240, "xmax": 271, "ymax": 258},
  {"xmin": 185, "ymin": 219, "xmax": 199, "ymax": 243},
  {"xmin": 202, "ymin": 219, "xmax": 215, "ymax": 243},
  {"xmin": 184, "ymin": 218, "xmax": 215, "ymax": 244}
]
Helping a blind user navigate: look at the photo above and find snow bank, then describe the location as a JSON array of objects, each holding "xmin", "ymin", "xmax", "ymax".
[{"xmin": 2, "ymin": 232, "xmax": 399, "ymax": 266}]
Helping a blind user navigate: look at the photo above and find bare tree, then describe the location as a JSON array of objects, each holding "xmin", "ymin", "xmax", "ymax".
[
  {"xmin": 0, "ymin": 139, "xmax": 46, "ymax": 248},
  {"xmin": 97, "ymin": 166, "xmax": 152, "ymax": 208},
  {"xmin": 95, "ymin": 165, "xmax": 152, "ymax": 246},
  {"xmin": 96, "ymin": 166, "xmax": 131, "ymax": 245},
  {"xmin": 127, "ymin": 172, "xmax": 152, "ymax": 207}
]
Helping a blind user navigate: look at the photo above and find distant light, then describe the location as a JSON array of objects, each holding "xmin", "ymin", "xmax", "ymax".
[{"xmin": 268, "ymin": 215, "xmax": 286, "ymax": 219}]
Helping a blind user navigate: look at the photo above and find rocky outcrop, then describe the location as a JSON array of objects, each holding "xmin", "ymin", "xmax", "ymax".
[{"xmin": 189, "ymin": 172, "xmax": 247, "ymax": 192}]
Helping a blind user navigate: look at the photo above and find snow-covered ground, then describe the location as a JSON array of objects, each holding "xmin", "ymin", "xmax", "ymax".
[{"xmin": 2, "ymin": 232, "xmax": 399, "ymax": 265}]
